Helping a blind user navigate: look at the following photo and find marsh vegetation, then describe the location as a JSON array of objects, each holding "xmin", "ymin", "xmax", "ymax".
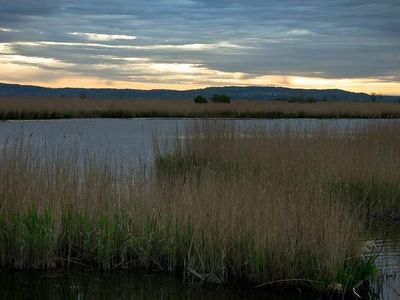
[
  {"xmin": 2, "ymin": 97, "xmax": 400, "ymax": 119},
  {"xmin": 1, "ymin": 120, "xmax": 399, "ymax": 296}
]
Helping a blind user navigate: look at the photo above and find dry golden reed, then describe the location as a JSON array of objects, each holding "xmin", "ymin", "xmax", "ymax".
[{"xmin": 1, "ymin": 96, "xmax": 400, "ymax": 119}]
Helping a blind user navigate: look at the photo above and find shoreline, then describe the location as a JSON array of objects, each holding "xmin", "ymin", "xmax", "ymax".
[
  {"xmin": 1, "ymin": 97, "xmax": 400, "ymax": 120},
  {"xmin": 2, "ymin": 113, "xmax": 400, "ymax": 120}
]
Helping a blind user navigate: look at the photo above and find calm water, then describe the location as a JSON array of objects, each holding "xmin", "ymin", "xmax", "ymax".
[
  {"xmin": 1, "ymin": 118, "xmax": 399, "ymax": 164},
  {"xmin": 0, "ymin": 118, "xmax": 399, "ymax": 299},
  {"xmin": 0, "ymin": 270, "xmax": 327, "ymax": 300},
  {"xmin": 373, "ymin": 235, "xmax": 400, "ymax": 299}
]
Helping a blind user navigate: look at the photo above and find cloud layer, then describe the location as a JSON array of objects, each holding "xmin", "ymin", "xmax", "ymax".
[{"xmin": 0, "ymin": 0, "xmax": 399, "ymax": 94}]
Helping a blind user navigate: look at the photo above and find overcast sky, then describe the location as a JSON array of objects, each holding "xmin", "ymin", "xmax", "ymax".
[{"xmin": 0, "ymin": 0, "xmax": 399, "ymax": 94}]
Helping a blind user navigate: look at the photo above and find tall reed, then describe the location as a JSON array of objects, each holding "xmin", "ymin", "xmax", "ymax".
[
  {"xmin": 1, "ymin": 97, "xmax": 400, "ymax": 119},
  {"xmin": 2, "ymin": 121, "xmax": 398, "ymax": 293}
]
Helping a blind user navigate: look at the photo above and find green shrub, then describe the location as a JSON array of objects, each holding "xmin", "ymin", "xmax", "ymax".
[
  {"xmin": 210, "ymin": 94, "xmax": 231, "ymax": 103},
  {"xmin": 288, "ymin": 96, "xmax": 317, "ymax": 103},
  {"xmin": 193, "ymin": 95, "xmax": 208, "ymax": 104}
]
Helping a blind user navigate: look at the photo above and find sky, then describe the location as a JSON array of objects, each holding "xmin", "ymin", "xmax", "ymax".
[{"xmin": 0, "ymin": 0, "xmax": 399, "ymax": 95}]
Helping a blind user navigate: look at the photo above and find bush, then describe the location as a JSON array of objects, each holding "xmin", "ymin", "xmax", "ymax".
[
  {"xmin": 79, "ymin": 91, "xmax": 87, "ymax": 99},
  {"xmin": 288, "ymin": 96, "xmax": 317, "ymax": 103},
  {"xmin": 210, "ymin": 94, "xmax": 231, "ymax": 103},
  {"xmin": 193, "ymin": 95, "xmax": 208, "ymax": 104}
]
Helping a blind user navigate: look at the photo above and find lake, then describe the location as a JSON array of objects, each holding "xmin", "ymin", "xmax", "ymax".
[
  {"xmin": 1, "ymin": 118, "xmax": 399, "ymax": 163},
  {"xmin": 0, "ymin": 118, "xmax": 399, "ymax": 299}
]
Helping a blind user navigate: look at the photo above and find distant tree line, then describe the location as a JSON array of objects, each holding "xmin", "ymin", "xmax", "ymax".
[
  {"xmin": 193, "ymin": 94, "xmax": 231, "ymax": 104},
  {"xmin": 194, "ymin": 94, "xmax": 321, "ymax": 103},
  {"xmin": 370, "ymin": 92, "xmax": 384, "ymax": 102},
  {"xmin": 79, "ymin": 91, "xmax": 87, "ymax": 99},
  {"xmin": 287, "ymin": 96, "xmax": 317, "ymax": 103}
]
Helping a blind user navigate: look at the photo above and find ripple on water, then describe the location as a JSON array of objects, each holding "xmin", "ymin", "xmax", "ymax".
[{"xmin": 373, "ymin": 235, "xmax": 400, "ymax": 300}]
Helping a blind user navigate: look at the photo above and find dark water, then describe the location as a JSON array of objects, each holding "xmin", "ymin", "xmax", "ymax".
[
  {"xmin": 373, "ymin": 235, "xmax": 400, "ymax": 299},
  {"xmin": 0, "ymin": 270, "xmax": 327, "ymax": 300},
  {"xmin": 0, "ymin": 118, "xmax": 400, "ymax": 299}
]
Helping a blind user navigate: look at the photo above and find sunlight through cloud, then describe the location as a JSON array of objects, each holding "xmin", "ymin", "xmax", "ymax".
[{"xmin": 69, "ymin": 32, "xmax": 137, "ymax": 41}]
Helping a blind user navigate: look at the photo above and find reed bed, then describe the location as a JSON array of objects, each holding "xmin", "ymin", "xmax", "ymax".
[
  {"xmin": 2, "ymin": 121, "xmax": 399, "ymax": 294},
  {"xmin": 157, "ymin": 121, "xmax": 400, "ymax": 220},
  {"xmin": 1, "ymin": 97, "xmax": 400, "ymax": 119}
]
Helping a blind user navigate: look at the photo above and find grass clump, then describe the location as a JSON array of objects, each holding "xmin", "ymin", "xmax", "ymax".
[
  {"xmin": 4, "ymin": 208, "xmax": 55, "ymax": 269},
  {"xmin": 331, "ymin": 259, "xmax": 377, "ymax": 292},
  {"xmin": 328, "ymin": 180, "xmax": 400, "ymax": 222}
]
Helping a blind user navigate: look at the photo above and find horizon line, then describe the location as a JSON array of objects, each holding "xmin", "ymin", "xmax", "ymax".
[{"xmin": 2, "ymin": 81, "xmax": 400, "ymax": 97}]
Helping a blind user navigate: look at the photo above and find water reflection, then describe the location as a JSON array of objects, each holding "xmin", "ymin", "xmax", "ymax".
[
  {"xmin": 0, "ymin": 270, "xmax": 325, "ymax": 300},
  {"xmin": 374, "ymin": 235, "xmax": 400, "ymax": 300}
]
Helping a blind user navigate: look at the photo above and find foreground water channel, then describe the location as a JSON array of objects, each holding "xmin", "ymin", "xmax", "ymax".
[{"xmin": 0, "ymin": 118, "xmax": 399, "ymax": 299}]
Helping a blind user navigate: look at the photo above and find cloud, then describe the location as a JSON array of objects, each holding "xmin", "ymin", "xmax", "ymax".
[
  {"xmin": 0, "ymin": 43, "xmax": 12, "ymax": 54},
  {"xmin": 282, "ymin": 29, "xmax": 314, "ymax": 37},
  {"xmin": 69, "ymin": 32, "xmax": 137, "ymax": 41},
  {"xmin": 0, "ymin": 27, "xmax": 18, "ymax": 32},
  {"xmin": 96, "ymin": 55, "xmax": 150, "ymax": 62},
  {"xmin": 0, "ymin": 0, "xmax": 63, "ymax": 24},
  {"xmin": 0, "ymin": 54, "xmax": 71, "ymax": 68},
  {"xmin": 2, "ymin": 40, "xmax": 246, "ymax": 52},
  {"xmin": 0, "ymin": 0, "xmax": 399, "ymax": 94}
]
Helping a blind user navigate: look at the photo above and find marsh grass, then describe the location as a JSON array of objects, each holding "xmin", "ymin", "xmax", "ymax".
[
  {"xmin": 328, "ymin": 181, "xmax": 400, "ymax": 222},
  {"xmin": 2, "ymin": 121, "xmax": 399, "ymax": 294},
  {"xmin": 2, "ymin": 97, "xmax": 400, "ymax": 119}
]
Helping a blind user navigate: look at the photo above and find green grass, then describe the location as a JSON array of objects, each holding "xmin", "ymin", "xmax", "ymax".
[
  {"xmin": 0, "ymin": 208, "xmax": 377, "ymax": 296},
  {"xmin": 332, "ymin": 259, "xmax": 377, "ymax": 291},
  {"xmin": 328, "ymin": 180, "xmax": 400, "ymax": 223}
]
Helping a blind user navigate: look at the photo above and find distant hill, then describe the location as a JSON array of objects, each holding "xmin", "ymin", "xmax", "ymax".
[{"xmin": 0, "ymin": 82, "xmax": 397, "ymax": 102}]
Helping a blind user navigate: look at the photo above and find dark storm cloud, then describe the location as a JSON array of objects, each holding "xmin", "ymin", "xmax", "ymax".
[
  {"xmin": 0, "ymin": 0, "xmax": 399, "ymax": 85},
  {"xmin": 0, "ymin": 0, "xmax": 62, "ymax": 15}
]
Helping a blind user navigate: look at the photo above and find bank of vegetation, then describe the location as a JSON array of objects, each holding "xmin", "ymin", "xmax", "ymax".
[
  {"xmin": 1, "ymin": 97, "xmax": 400, "ymax": 119},
  {"xmin": 1, "ymin": 121, "xmax": 399, "ymax": 296}
]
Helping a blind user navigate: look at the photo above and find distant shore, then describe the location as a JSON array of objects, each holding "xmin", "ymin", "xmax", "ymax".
[{"xmin": 1, "ymin": 96, "xmax": 400, "ymax": 120}]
